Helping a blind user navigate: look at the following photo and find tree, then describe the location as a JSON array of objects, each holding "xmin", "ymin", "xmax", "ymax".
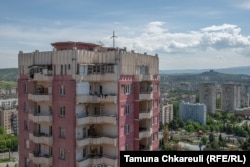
[
  {"xmin": 0, "ymin": 126, "xmax": 5, "ymax": 135},
  {"xmin": 209, "ymin": 133, "xmax": 215, "ymax": 143},
  {"xmin": 201, "ymin": 136, "xmax": 208, "ymax": 145}
]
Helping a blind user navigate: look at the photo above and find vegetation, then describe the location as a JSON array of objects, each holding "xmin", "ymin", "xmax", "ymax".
[
  {"xmin": 0, "ymin": 68, "xmax": 18, "ymax": 82},
  {"xmin": 0, "ymin": 126, "xmax": 18, "ymax": 153},
  {"xmin": 0, "ymin": 81, "xmax": 17, "ymax": 90}
]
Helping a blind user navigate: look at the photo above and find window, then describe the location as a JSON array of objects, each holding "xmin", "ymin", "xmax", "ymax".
[
  {"xmin": 25, "ymin": 139, "xmax": 29, "ymax": 149},
  {"xmin": 59, "ymin": 148, "xmax": 65, "ymax": 159},
  {"xmin": 125, "ymin": 124, "xmax": 130, "ymax": 134},
  {"xmin": 139, "ymin": 66, "xmax": 148, "ymax": 74},
  {"xmin": 125, "ymin": 144, "xmax": 129, "ymax": 151},
  {"xmin": 24, "ymin": 120, "xmax": 29, "ymax": 130},
  {"xmin": 82, "ymin": 148, "xmax": 86, "ymax": 158},
  {"xmin": 68, "ymin": 64, "xmax": 71, "ymax": 70},
  {"xmin": 60, "ymin": 65, "xmax": 63, "ymax": 75},
  {"xmin": 24, "ymin": 83, "xmax": 28, "ymax": 93},
  {"xmin": 59, "ymin": 127, "xmax": 66, "ymax": 138},
  {"xmin": 125, "ymin": 104, "xmax": 130, "ymax": 115},
  {"xmin": 60, "ymin": 106, "xmax": 65, "ymax": 117},
  {"xmin": 123, "ymin": 85, "xmax": 131, "ymax": 94},
  {"xmin": 59, "ymin": 85, "xmax": 65, "ymax": 95}
]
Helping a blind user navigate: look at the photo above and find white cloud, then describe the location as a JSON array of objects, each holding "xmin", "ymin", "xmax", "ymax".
[{"xmin": 0, "ymin": 21, "xmax": 250, "ymax": 69}]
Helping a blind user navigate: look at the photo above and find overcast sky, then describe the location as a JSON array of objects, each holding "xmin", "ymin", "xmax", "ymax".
[{"xmin": 0, "ymin": 0, "xmax": 250, "ymax": 70}]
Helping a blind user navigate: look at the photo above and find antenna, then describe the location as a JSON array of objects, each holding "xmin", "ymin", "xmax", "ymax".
[{"xmin": 111, "ymin": 31, "xmax": 117, "ymax": 48}]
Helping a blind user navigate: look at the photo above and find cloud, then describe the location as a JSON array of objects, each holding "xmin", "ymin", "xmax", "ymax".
[
  {"xmin": 236, "ymin": 1, "xmax": 250, "ymax": 10},
  {"xmin": 0, "ymin": 20, "xmax": 250, "ymax": 69}
]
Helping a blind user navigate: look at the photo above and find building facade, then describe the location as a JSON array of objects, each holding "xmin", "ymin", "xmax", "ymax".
[
  {"xmin": 18, "ymin": 42, "xmax": 159, "ymax": 167},
  {"xmin": 0, "ymin": 107, "xmax": 18, "ymax": 135},
  {"xmin": 160, "ymin": 103, "xmax": 173, "ymax": 125},
  {"xmin": 199, "ymin": 82, "xmax": 216, "ymax": 114},
  {"xmin": 221, "ymin": 83, "xmax": 241, "ymax": 112},
  {"xmin": 179, "ymin": 101, "xmax": 206, "ymax": 125}
]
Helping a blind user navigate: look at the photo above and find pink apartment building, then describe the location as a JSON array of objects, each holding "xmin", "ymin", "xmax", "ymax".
[{"xmin": 18, "ymin": 42, "xmax": 159, "ymax": 167}]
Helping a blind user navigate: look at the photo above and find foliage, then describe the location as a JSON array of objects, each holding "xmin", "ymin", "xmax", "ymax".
[
  {"xmin": 0, "ymin": 81, "xmax": 17, "ymax": 90},
  {"xmin": 201, "ymin": 136, "xmax": 208, "ymax": 145},
  {"xmin": 169, "ymin": 117, "xmax": 184, "ymax": 130},
  {"xmin": 0, "ymin": 126, "xmax": 18, "ymax": 152},
  {"xmin": 0, "ymin": 68, "xmax": 18, "ymax": 82}
]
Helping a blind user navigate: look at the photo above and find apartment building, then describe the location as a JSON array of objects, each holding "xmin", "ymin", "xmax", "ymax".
[
  {"xmin": 160, "ymin": 103, "xmax": 173, "ymax": 125},
  {"xmin": 18, "ymin": 41, "xmax": 159, "ymax": 167},
  {"xmin": 199, "ymin": 82, "xmax": 216, "ymax": 113},
  {"xmin": 179, "ymin": 101, "xmax": 206, "ymax": 125},
  {"xmin": 0, "ymin": 107, "xmax": 18, "ymax": 135},
  {"xmin": 221, "ymin": 83, "xmax": 241, "ymax": 112}
]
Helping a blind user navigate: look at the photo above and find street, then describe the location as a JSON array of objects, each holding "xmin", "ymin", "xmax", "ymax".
[{"xmin": 0, "ymin": 152, "xmax": 18, "ymax": 167}]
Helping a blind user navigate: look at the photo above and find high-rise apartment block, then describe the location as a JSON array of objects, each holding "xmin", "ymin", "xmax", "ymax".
[
  {"xmin": 18, "ymin": 42, "xmax": 159, "ymax": 167},
  {"xmin": 199, "ymin": 82, "xmax": 216, "ymax": 113},
  {"xmin": 221, "ymin": 83, "xmax": 241, "ymax": 112},
  {"xmin": 0, "ymin": 107, "xmax": 18, "ymax": 135},
  {"xmin": 160, "ymin": 103, "xmax": 173, "ymax": 125},
  {"xmin": 179, "ymin": 101, "xmax": 206, "ymax": 125}
]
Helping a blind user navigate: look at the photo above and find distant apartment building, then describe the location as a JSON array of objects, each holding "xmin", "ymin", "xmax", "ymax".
[
  {"xmin": 221, "ymin": 83, "xmax": 241, "ymax": 112},
  {"xmin": 160, "ymin": 103, "xmax": 173, "ymax": 125},
  {"xmin": 199, "ymin": 82, "xmax": 216, "ymax": 113},
  {"xmin": 0, "ymin": 107, "xmax": 18, "ymax": 135},
  {"xmin": 179, "ymin": 101, "xmax": 206, "ymax": 125},
  {"xmin": 18, "ymin": 41, "xmax": 159, "ymax": 167},
  {"xmin": 0, "ymin": 98, "xmax": 18, "ymax": 109}
]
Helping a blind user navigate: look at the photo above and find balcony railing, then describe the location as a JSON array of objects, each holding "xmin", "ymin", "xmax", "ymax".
[
  {"xmin": 76, "ymin": 135, "xmax": 117, "ymax": 147},
  {"xmin": 139, "ymin": 110, "xmax": 153, "ymax": 120},
  {"xmin": 76, "ymin": 94, "xmax": 117, "ymax": 103},
  {"xmin": 29, "ymin": 152, "xmax": 52, "ymax": 166},
  {"xmin": 140, "ymin": 144, "xmax": 153, "ymax": 151},
  {"xmin": 139, "ymin": 92, "xmax": 153, "ymax": 100},
  {"xmin": 30, "ymin": 73, "xmax": 53, "ymax": 81},
  {"xmin": 76, "ymin": 155, "xmax": 117, "ymax": 167},
  {"xmin": 76, "ymin": 114, "xmax": 117, "ymax": 125},
  {"xmin": 134, "ymin": 74, "xmax": 155, "ymax": 81},
  {"xmin": 139, "ymin": 128, "xmax": 152, "ymax": 139},
  {"xmin": 75, "ymin": 73, "xmax": 118, "ymax": 82},
  {"xmin": 29, "ymin": 132, "xmax": 53, "ymax": 145},
  {"xmin": 28, "ymin": 113, "xmax": 52, "ymax": 124},
  {"xmin": 28, "ymin": 93, "xmax": 52, "ymax": 102}
]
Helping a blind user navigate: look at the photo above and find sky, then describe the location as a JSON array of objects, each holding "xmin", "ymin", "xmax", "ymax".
[{"xmin": 0, "ymin": 0, "xmax": 250, "ymax": 70}]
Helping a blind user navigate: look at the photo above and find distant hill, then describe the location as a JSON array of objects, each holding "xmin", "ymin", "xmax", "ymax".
[
  {"xmin": 0, "ymin": 68, "xmax": 18, "ymax": 81},
  {"xmin": 160, "ymin": 66, "xmax": 250, "ymax": 76}
]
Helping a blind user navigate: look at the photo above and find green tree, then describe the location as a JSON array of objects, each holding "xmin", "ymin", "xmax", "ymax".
[
  {"xmin": 209, "ymin": 133, "xmax": 215, "ymax": 143},
  {"xmin": 201, "ymin": 136, "xmax": 208, "ymax": 145}
]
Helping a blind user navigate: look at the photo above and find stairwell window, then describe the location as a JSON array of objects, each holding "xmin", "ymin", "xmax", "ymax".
[
  {"xmin": 59, "ymin": 127, "xmax": 66, "ymax": 138},
  {"xmin": 125, "ymin": 104, "xmax": 130, "ymax": 115},
  {"xmin": 59, "ymin": 85, "xmax": 65, "ymax": 95},
  {"xmin": 125, "ymin": 124, "xmax": 130, "ymax": 135},
  {"xmin": 60, "ymin": 106, "xmax": 65, "ymax": 117},
  {"xmin": 59, "ymin": 148, "xmax": 65, "ymax": 160}
]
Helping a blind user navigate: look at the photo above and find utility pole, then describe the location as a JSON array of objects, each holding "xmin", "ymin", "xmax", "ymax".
[{"xmin": 111, "ymin": 31, "xmax": 117, "ymax": 48}]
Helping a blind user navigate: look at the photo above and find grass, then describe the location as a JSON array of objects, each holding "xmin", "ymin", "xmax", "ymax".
[
  {"xmin": 0, "ymin": 157, "xmax": 14, "ymax": 163},
  {"xmin": 0, "ymin": 81, "xmax": 17, "ymax": 90}
]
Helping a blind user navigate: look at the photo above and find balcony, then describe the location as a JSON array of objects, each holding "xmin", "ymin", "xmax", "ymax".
[
  {"xmin": 139, "ymin": 128, "xmax": 152, "ymax": 139},
  {"xmin": 28, "ymin": 93, "xmax": 52, "ymax": 102},
  {"xmin": 76, "ymin": 94, "xmax": 117, "ymax": 103},
  {"xmin": 139, "ymin": 110, "xmax": 153, "ymax": 120},
  {"xmin": 29, "ymin": 152, "xmax": 52, "ymax": 166},
  {"xmin": 76, "ymin": 136, "xmax": 117, "ymax": 147},
  {"xmin": 28, "ymin": 113, "xmax": 52, "ymax": 124},
  {"xmin": 139, "ymin": 92, "xmax": 153, "ymax": 100},
  {"xmin": 134, "ymin": 74, "xmax": 154, "ymax": 81},
  {"xmin": 75, "ymin": 73, "xmax": 118, "ymax": 82},
  {"xmin": 31, "ymin": 73, "xmax": 53, "ymax": 81},
  {"xmin": 77, "ymin": 155, "xmax": 117, "ymax": 167},
  {"xmin": 76, "ymin": 115, "xmax": 117, "ymax": 125},
  {"xmin": 29, "ymin": 133, "xmax": 53, "ymax": 146}
]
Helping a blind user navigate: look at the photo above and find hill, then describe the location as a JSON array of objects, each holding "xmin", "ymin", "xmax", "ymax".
[
  {"xmin": 0, "ymin": 68, "xmax": 18, "ymax": 81},
  {"xmin": 160, "ymin": 66, "xmax": 250, "ymax": 75},
  {"xmin": 161, "ymin": 70, "xmax": 250, "ymax": 84}
]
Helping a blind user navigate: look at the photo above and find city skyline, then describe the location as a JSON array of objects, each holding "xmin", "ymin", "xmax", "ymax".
[{"xmin": 1, "ymin": 0, "xmax": 250, "ymax": 70}]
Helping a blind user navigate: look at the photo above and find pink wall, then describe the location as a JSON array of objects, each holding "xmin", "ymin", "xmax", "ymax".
[
  {"xmin": 52, "ymin": 75, "xmax": 76, "ymax": 167},
  {"xmin": 18, "ymin": 75, "xmax": 29, "ymax": 167}
]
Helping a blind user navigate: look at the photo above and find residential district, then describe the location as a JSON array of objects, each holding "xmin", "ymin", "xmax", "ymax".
[{"xmin": 0, "ymin": 41, "xmax": 249, "ymax": 167}]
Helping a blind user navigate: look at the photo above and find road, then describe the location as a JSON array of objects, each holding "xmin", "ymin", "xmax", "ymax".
[{"xmin": 0, "ymin": 152, "xmax": 18, "ymax": 167}]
